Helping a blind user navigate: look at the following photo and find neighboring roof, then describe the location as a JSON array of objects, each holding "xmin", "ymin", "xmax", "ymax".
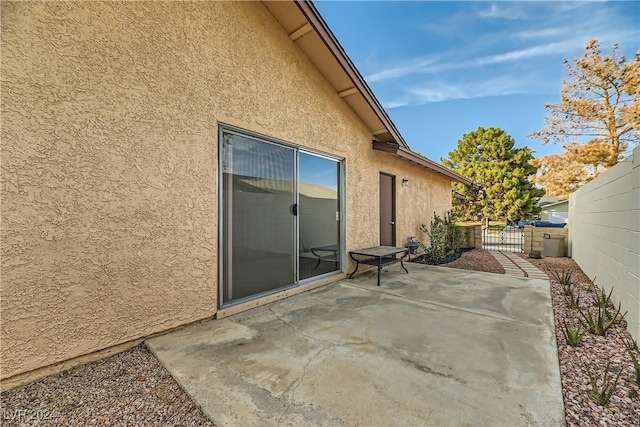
[
  {"xmin": 540, "ymin": 200, "xmax": 569, "ymax": 209},
  {"xmin": 538, "ymin": 195, "xmax": 568, "ymax": 207},
  {"xmin": 262, "ymin": 1, "xmax": 469, "ymax": 185}
]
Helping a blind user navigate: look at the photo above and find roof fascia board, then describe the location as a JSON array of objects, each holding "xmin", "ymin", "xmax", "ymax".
[
  {"xmin": 294, "ymin": 0, "xmax": 409, "ymax": 149},
  {"xmin": 372, "ymin": 141, "xmax": 472, "ymax": 185},
  {"xmin": 540, "ymin": 200, "xmax": 569, "ymax": 208}
]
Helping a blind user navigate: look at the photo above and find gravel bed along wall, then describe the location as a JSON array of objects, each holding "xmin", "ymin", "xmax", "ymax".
[
  {"xmin": 1, "ymin": 344, "xmax": 214, "ymax": 426},
  {"xmin": 518, "ymin": 254, "xmax": 640, "ymax": 426}
]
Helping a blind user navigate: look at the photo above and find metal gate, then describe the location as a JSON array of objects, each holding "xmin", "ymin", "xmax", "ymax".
[{"xmin": 482, "ymin": 222, "xmax": 524, "ymax": 253}]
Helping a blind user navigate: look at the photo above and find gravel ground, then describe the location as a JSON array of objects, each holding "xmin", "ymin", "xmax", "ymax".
[
  {"xmin": 515, "ymin": 254, "xmax": 640, "ymax": 427},
  {"xmin": 3, "ymin": 250, "xmax": 638, "ymax": 426},
  {"xmin": 1, "ymin": 345, "xmax": 213, "ymax": 426},
  {"xmin": 437, "ymin": 248, "xmax": 505, "ymax": 274}
]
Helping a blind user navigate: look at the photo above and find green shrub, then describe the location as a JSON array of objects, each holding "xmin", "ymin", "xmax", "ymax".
[
  {"xmin": 583, "ymin": 277, "xmax": 596, "ymax": 292},
  {"xmin": 419, "ymin": 211, "xmax": 464, "ymax": 263}
]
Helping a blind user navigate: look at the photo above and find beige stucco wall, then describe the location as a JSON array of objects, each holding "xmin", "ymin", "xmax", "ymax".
[
  {"xmin": 569, "ymin": 145, "xmax": 640, "ymax": 341},
  {"xmin": 375, "ymin": 154, "xmax": 452, "ymax": 251},
  {"xmin": 1, "ymin": 1, "xmax": 452, "ymax": 383}
]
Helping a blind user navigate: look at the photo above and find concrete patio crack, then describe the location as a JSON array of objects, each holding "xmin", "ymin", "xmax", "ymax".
[
  {"xmin": 277, "ymin": 345, "xmax": 333, "ymax": 424},
  {"xmin": 268, "ymin": 307, "xmax": 337, "ymax": 345}
]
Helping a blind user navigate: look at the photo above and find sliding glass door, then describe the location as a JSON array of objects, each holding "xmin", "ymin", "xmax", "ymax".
[
  {"xmin": 220, "ymin": 127, "xmax": 342, "ymax": 307},
  {"xmin": 221, "ymin": 131, "xmax": 296, "ymax": 303},
  {"xmin": 298, "ymin": 152, "xmax": 341, "ymax": 280}
]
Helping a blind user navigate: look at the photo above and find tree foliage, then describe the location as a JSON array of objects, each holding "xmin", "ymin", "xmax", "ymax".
[
  {"xmin": 443, "ymin": 127, "xmax": 544, "ymax": 222},
  {"xmin": 529, "ymin": 40, "xmax": 640, "ymax": 196}
]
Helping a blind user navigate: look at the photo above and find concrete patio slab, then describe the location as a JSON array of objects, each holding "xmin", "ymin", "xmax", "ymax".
[{"xmin": 146, "ymin": 264, "xmax": 564, "ymax": 426}]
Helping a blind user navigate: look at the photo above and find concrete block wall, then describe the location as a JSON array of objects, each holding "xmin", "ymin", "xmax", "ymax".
[
  {"xmin": 523, "ymin": 227, "xmax": 569, "ymax": 257},
  {"xmin": 569, "ymin": 145, "xmax": 640, "ymax": 340},
  {"xmin": 458, "ymin": 225, "xmax": 482, "ymax": 249}
]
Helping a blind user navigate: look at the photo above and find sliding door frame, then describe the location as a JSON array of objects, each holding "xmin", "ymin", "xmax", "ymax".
[{"xmin": 218, "ymin": 124, "xmax": 345, "ymax": 309}]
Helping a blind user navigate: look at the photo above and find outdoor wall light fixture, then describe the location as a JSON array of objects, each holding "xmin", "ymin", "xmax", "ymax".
[{"xmin": 402, "ymin": 178, "xmax": 409, "ymax": 187}]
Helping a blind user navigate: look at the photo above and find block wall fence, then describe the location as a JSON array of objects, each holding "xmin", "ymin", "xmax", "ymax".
[
  {"xmin": 569, "ymin": 145, "xmax": 640, "ymax": 341},
  {"xmin": 459, "ymin": 225, "xmax": 569, "ymax": 257}
]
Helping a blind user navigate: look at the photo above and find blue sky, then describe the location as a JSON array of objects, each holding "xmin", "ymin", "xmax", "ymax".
[{"xmin": 314, "ymin": 1, "xmax": 639, "ymax": 163}]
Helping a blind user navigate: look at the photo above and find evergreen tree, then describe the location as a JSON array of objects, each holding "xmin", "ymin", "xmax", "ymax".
[{"xmin": 443, "ymin": 127, "xmax": 544, "ymax": 222}]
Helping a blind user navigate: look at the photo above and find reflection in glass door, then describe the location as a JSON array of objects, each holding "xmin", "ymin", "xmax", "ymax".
[
  {"xmin": 220, "ymin": 128, "xmax": 343, "ymax": 307},
  {"xmin": 298, "ymin": 152, "xmax": 341, "ymax": 280},
  {"xmin": 221, "ymin": 131, "xmax": 296, "ymax": 304}
]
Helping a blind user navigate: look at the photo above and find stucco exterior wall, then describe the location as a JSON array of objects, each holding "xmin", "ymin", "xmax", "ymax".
[
  {"xmin": 569, "ymin": 145, "xmax": 640, "ymax": 340},
  {"xmin": 1, "ymin": 1, "xmax": 453, "ymax": 382},
  {"xmin": 373, "ymin": 153, "xmax": 452, "ymax": 251}
]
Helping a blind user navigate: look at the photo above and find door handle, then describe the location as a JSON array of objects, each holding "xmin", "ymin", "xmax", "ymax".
[{"xmin": 390, "ymin": 221, "xmax": 395, "ymax": 225}]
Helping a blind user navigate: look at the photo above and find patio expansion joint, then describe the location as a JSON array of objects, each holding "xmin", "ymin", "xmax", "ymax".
[{"xmin": 343, "ymin": 282, "xmax": 533, "ymax": 327}]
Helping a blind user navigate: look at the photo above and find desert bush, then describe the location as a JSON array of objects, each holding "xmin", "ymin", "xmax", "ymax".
[{"xmin": 419, "ymin": 211, "xmax": 464, "ymax": 263}]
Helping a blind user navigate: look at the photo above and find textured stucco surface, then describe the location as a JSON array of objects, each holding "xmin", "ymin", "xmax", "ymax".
[{"xmin": 1, "ymin": 1, "xmax": 452, "ymax": 380}]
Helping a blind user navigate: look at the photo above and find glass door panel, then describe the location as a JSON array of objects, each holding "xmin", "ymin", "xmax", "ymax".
[
  {"xmin": 298, "ymin": 152, "xmax": 341, "ymax": 280},
  {"xmin": 221, "ymin": 131, "xmax": 296, "ymax": 304}
]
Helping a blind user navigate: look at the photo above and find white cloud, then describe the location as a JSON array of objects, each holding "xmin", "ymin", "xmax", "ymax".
[
  {"xmin": 383, "ymin": 99, "xmax": 411, "ymax": 109},
  {"xmin": 367, "ymin": 42, "xmax": 570, "ymax": 84},
  {"xmin": 365, "ymin": 56, "xmax": 444, "ymax": 83},
  {"xmin": 476, "ymin": 41, "xmax": 576, "ymax": 65},
  {"xmin": 511, "ymin": 27, "xmax": 569, "ymax": 41},
  {"xmin": 362, "ymin": 0, "xmax": 639, "ymax": 99},
  {"xmin": 478, "ymin": 3, "xmax": 527, "ymax": 20},
  {"xmin": 403, "ymin": 74, "xmax": 538, "ymax": 106},
  {"xmin": 552, "ymin": 2, "xmax": 592, "ymax": 13}
]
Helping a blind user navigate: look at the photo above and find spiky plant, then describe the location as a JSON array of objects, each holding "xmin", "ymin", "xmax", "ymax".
[
  {"xmin": 584, "ymin": 361, "xmax": 623, "ymax": 406},
  {"xmin": 623, "ymin": 338, "xmax": 640, "ymax": 384},
  {"xmin": 577, "ymin": 299, "xmax": 625, "ymax": 337},
  {"xmin": 593, "ymin": 286, "xmax": 614, "ymax": 309},
  {"xmin": 562, "ymin": 319, "xmax": 587, "ymax": 347},
  {"xmin": 552, "ymin": 268, "xmax": 574, "ymax": 295},
  {"xmin": 565, "ymin": 287, "xmax": 579, "ymax": 310},
  {"xmin": 583, "ymin": 278, "xmax": 595, "ymax": 293}
]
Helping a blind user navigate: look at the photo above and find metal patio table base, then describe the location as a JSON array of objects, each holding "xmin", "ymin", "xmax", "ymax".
[
  {"xmin": 310, "ymin": 244, "xmax": 339, "ymax": 269},
  {"xmin": 348, "ymin": 246, "xmax": 409, "ymax": 286}
]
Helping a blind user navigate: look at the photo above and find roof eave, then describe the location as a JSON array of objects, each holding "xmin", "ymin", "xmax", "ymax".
[
  {"xmin": 293, "ymin": 0, "xmax": 409, "ymax": 149},
  {"xmin": 372, "ymin": 141, "xmax": 472, "ymax": 185}
]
